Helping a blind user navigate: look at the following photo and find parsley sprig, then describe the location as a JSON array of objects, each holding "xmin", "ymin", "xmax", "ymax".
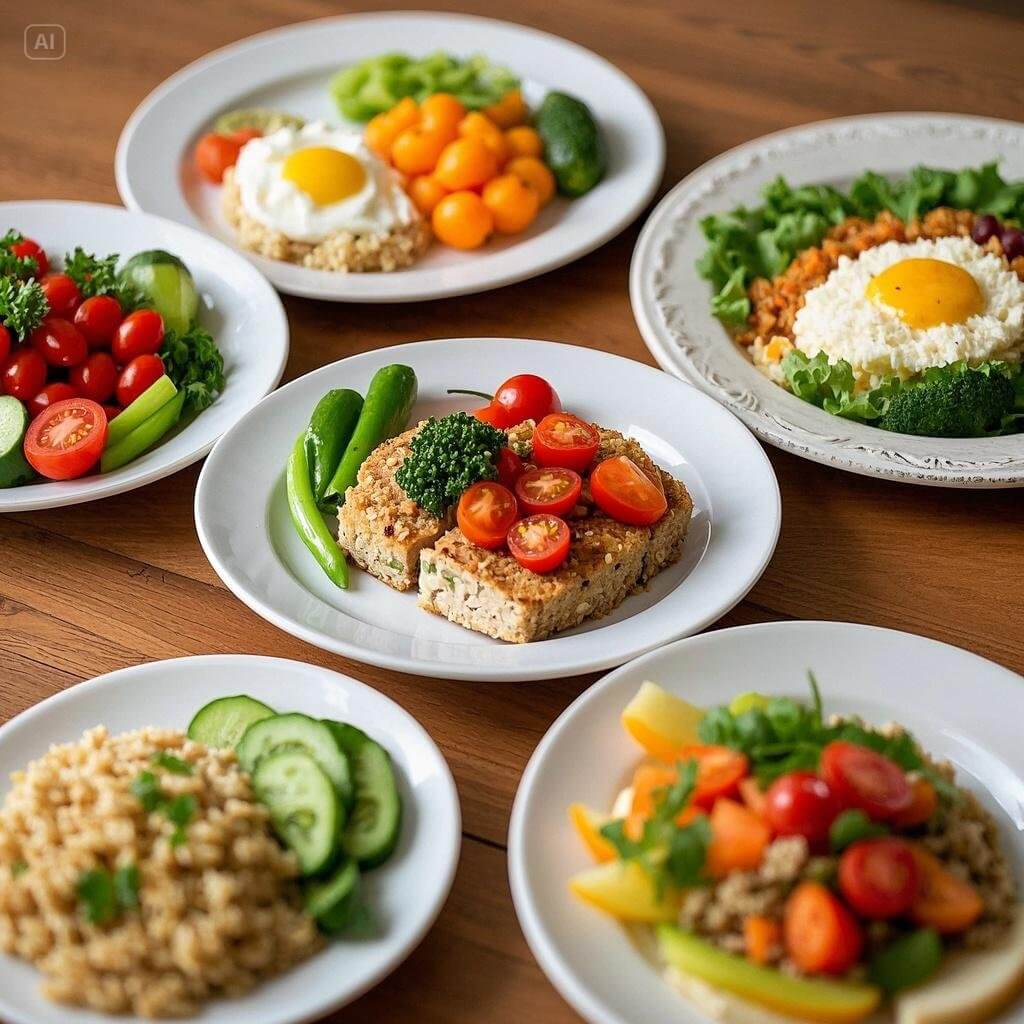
[
  {"xmin": 0, "ymin": 276, "xmax": 48, "ymax": 339},
  {"xmin": 159, "ymin": 324, "xmax": 226, "ymax": 412},
  {"xmin": 62, "ymin": 246, "xmax": 141, "ymax": 309},
  {"xmin": 0, "ymin": 230, "xmax": 38, "ymax": 280}
]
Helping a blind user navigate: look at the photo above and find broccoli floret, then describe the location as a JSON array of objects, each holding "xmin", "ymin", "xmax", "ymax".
[
  {"xmin": 877, "ymin": 362, "xmax": 1017, "ymax": 437},
  {"xmin": 395, "ymin": 412, "xmax": 505, "ymax": 516}
]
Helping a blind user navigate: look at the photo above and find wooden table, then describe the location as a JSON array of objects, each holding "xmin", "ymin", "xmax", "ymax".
[{"xmin": 2, "ymin": 1, "xmax": 1023, "ymax": 1020}]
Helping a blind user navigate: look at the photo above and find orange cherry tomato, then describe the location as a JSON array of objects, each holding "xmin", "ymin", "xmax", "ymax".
[
  {"xmin": 388, "ymin": 97, "xmax": 421, "ymax": 131},
  {"xmin": 705, "ymin": 798, "xmax": 772, "ymax": 877},
  {"xmin": 890, "ymin": 777, "xmax": 938, "ymax": 828},
  {"xmin": 784, "ymin": 881, "xmax": 864, "ymax": 976},
  {"xmin": 431, "ymin": 191, "xmax": 494, "ymax": 250},
  {"xmin": 482, "ymin": 89, "xmax": 527, "ymax": 128},
  {"xmin": 456, "ymin": 481, "xmax": 519, "ymax": 550},
  {"xmin": 590, "ymin": 455, "xmax": 668, "ymax": 527},
  {"xmin": 505, "ymin": 125, "xmax": 544, "ymax": 159},
  {"xmin": 458, "ymin": 112, "xmax": 508, "ymax": 163},
  {"xmin": 434, "ymin": 137, "xmax": 498, "ymax": 191},
  {"xmin": 532, "ymin": 413, "xmax": 600, "ymax": 473},
  {"xmin": 506, "ymin": 156, "xmax": 556, "ymax": 206},
  {"xmin": 391, "ymin": 126, "xmax": 449, "ymax": 176},
  {"xmin": 407, "ymin": 175, "xmax": 449, "ymax": 216},
  {"xmin": 195, "ymin": 132, "xmax": 244, "ymax": 184},
  {"xmin": 909, "ymin": 845, "xmax": 984, "ymax": 934},
  {"xmin": 365, "ymin": 113, "xmax": 403, "ymax": 161},
  {"xmin": 681, "ymin": 744, "xmax": 750, "ymax": 806},
  {"xmin": 482, "ymin": 174, "xmax": 540, "ymax": 234},
  {"xmin": 23, "ymin": 397, "xmax": 107, "ymax": 480},
  {"xmin": 507, "ymin": 514, "xmax": 571, "ymax": 574},
  {"xmin": 514, "ymin": 467, "xmax": 582, "ymax": 517},
  {"xmin": 419, "ymin": 93, "xmax": 465, "ymax": 140}
]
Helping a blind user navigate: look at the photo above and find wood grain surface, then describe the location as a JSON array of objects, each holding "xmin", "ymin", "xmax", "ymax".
[{"xmin": 2, "ymin": 1, "xmax": 1023, "ymax": 1021}]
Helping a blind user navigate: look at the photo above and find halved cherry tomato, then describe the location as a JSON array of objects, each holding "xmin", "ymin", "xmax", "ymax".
[
  {"xmin": 532, "ymin": 414, "xmax": 600, "ymax": 472},
  {"xmin": 74, "ymin": 295, "xmax": 123, "ymax": 349},
  {"xmin": 116, "ymin": 354, "xmax": 165, "ymax": 408},
  {"xmin": 1, "ymin": 347, "xmax": 47, "ymax": 401},
  {"xmin": 910, "ymin": 845, "xmax": 984, "ymax": 934},
  {"xmin": 112, "ymin": 309, "xmax": 164, "ymax": 364},
  {"xmin": 0, "ymin": 324, "xmax": 10, "ymax": 364},
  {"xmin": 69, "ymin": 351, "xmax": 118, "ymax": 404},
  {"xmin": 839, "ymin": 837, "xmax": 919, "ymax": 919},
  {"xmin": 473, "ymin": 403, "xmax": 507, "ymax": 427},
  {"xmin": 590, "ymin": 455, "xmax": 668, "ymax": 526},
  {"xmin": 456, "ymin": 481, "xmax": 518, "ymax": 550},
  {"xmin": 765, "ymin": 771, "xmax": 842, "ymax": 844},
  {"xmin": 784, "ymin": 881, "xmax": 864, "ymax": 975},
  {"xmin": 10, "ymin": 238, "xmax": 47, "ymax": 277},
  {"xmin": 514, "ymin": 466, "xmax": 582, "ymax": 517},
  {"xmin": 28, "ymin": 381, "xmax": 78, "ymax": 419},
  {"xmin": 40, "ymin": 273, "xmax": 82, "ymax": 317},
  {"xmin": 195, "ymin": 132, "xmax": 246, "ymax": 184},
  {"xmin": 507, "ymin": 513, "xmax": 570, "ymax": 573},
  {"xmin": 23, "ymin": 397, "xmax": 107, "ymax": 480},
  {"xmin": 676, "ymin": 744, "xmax": 750, "ymax": 807},
  {"xmin": 31, "ymin": 317, "xmax": 87, "ymax": 368},
  {"xmin": 820, "ymin": 741, "xmax": 913, "ymax": 821},
  {"xmin": 496, "ymin": 446, "xmax": 526, "ymax": 488},
  {"xmin": 890, "ymin": 777, "xmax": 938, "ymax": 829}
]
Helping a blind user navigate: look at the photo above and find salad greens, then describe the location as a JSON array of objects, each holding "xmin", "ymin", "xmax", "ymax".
[
  {"xmin": 0, "ymin": 230, "xmax": 39, "ymax": 280},
  {"xmin": 64, "ymin": 246, "xmax": 142, "ymax": 310},
  {"xmin": 0, "ymin": 275, "xmax": 47, "ymax": 340},
  {"xmin": 159, "ymin": 324, "xmax": 226, "ymax": 413}
]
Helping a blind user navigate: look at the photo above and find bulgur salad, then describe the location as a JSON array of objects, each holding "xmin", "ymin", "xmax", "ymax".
[
  {"xmin": 0, "ymin": 694, "xmax": 402, "ymax": 1018},
  {"xmin": 568, "ymin": 677, "xmax": 1023, "ymax": 1023},
  {"xmin": 698, "ymin": 164, "xmax": 1024, "ymax": 437}
]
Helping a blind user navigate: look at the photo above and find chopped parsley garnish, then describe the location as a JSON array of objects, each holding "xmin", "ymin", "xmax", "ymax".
[
  {"xmin": 130, "ymin": 770, "xmax": 164, "ymax": 812},
  {"xmin": 151, "ymin": 750, "xmax": 194, "ymax": 775},
  {"xmin": 158, "ymin": 324, "xmax": 226, "ymax": 413},
  {"xmin": 76, "ymin": 864, "xmax": 140, "ymax": 925},
  {"xmin": 11, "ymin": 860, "xmax": 28, "ymax": 878},
  {"xmin": 132, "ymin": 761, "xmax": 199, "ymax": 846},
  {"xmin": 164, "ymin": 794, "xmax": 198, "ymax": 847}
]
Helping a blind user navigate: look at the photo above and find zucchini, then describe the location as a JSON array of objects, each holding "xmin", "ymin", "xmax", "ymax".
[
  {"xmin": 252, "ymin": 750, "xmax": 341, "ymax": 875},
  {"xmin": 305, "ymin": 389, "xmax": 363, "ymax": 509},
  {"xmin": 119, "ymin": 250, "xmax": 199, "ymax": 336},
  {"xmin": 304, "ymin": 858, "xmax": 364, "ymax": 933},
  {"xmin": 186, "ymin": 695, "xmax": 276, "ymax": 749},
  {"xmin": 324, "ymin": 722, "xmax": 402, "ymax": 868},
  {"xmin": 237, "ymin": 713, "xmax": 353, "ymax": 808},
  {"xmin": 534, "ymin": 91, "xmax": 606, "ymax": 198},
  {"xmin": 325, "ymin": 364, "xmax": 417, "ymax": 506},
  {"xmin": 0, "ymin": 397, "xmax": 33, "ymax": 488}
]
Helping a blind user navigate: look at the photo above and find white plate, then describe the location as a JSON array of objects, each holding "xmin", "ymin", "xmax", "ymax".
[
  {"xmin": 194, "ymin": 338, "xmax": 780, "ymax": 681},
  {"xmin": 509, "ymin": 621, "xmax": 1024, "ymax": 1024},
  {"xmin": 0, "ymin": 201, "xmax": 287, "ymax": 512},
  {"xmin": 116, "ymin": 12, "xmax": 664, "ymax": 303},
  {"xmin": 630, "ymin": 113, "xmax": 1024, "ymax": 488},
  {"xmin": 0, "ymin": 654, "xmax": 460, "ymax": 1024}
]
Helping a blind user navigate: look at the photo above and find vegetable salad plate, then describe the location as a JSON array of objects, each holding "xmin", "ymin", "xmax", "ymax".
[
  {"xmin": 630, "ymin": 113, "xmax": 1024, "ymax": 487},
  {"xmin": 116, "ymin": 12, "xmax": 664, "ymax": 302},
  {"xmin": 0, "ymin": 655, "xmax": 460, "ymax": 1024},
  {"xmin": 0, "ymin": 201, "xmax": 287, "ymax": 512},
  {"xmin": 194, "ymin": 338, "xmax": 780, "ymax": 681},
  {"xmin": 509, "ymin": 621, "xmax": 1024, "ymax": 1024}
]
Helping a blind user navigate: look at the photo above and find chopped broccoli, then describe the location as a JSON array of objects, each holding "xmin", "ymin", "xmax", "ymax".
[
  {"xmin": 395, "ymin": 412, "xmax": 504, "ymax": 516},
  {"xmin": 877, "ymin": 362, "xmax": 1017, "ymax": 437}
]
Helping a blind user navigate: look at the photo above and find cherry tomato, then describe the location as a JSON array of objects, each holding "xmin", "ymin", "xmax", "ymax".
[
  {"xmin": 228, "ymin": 128, "xmax": 261, "ymax": 146},
  {"xmin": 676, "ymin": 745, "xmax": 750, "ymax": 807},
  {"xmin": 112, "ymin": 309, "xmax": 164, "ymax": 364},
  {"xmin": 590, "ymin": 455, "xmax": 668, "ymax": 526},
  {"xmin": 2, "ymin": 347, "xmax": 47, "ymax": 400},
  {"xmin": 473, "ymin": 403, "xmax": 508, "ymax": 427},
  {"xmin": 28, "ymin": 382, "xmax": 78, "ymax": 419},
  {"xmin": 765, "ymin": 771, "xmax": 842, "ymax": 844},
  {"xmin": 40, "ymin": 273, "xmax": 82, "ymax": 317},
  {"xmin": 839, "ymin": 838, "xmax": 919, "ymax": 919},
  {"xmin": 195, "ymin": 132, "xmax": 245, "ymax": 184},
  {"xmin": 507, "ymin": 514, "xmax": 571, "ymax": 573},
  {"xmin": 496, "ymin": 446, "xmax": 526, "ymax": 488},
  {"xmin": 102, "ymin": 404, "xmax": 121, "ymax": 422},
  {"xmin": 10, "ymin": 238, "xmax": 48, "ymax": 277},
  {"xmin": 910, "ymin": 845, "xmax": 984, "ymax": 934},
  {"xmin": 74, "ymin": 295, "xmax": 123, "ymax": 349},
  {"xmin": 456, "ymin": 481, "xmax": 519, "ymax": 550},
  {"xmin": 490, "ymin": 374, "xmax": 561, "ymax": 427},
  {"xmin": 23, "ymin": 397, "xmax": 107, "ymax": 480},
  {"xmin": 514, "ymin": 466, "xmax": 582, "ymax": 517},
  {"xmin": 820, "ymin": 741, "xmax": 913, "ymax": 821},
  {"xmin": 532, "ymin": 413, "xmax": 600, "ymax": 473},
  {"xmin": 0, "ymin": 324, "xmax": 10, "ymax": 364},
  {"xmin": 69, "ymin": 351, "xmax": 118, "ymax": 404},
  {"xmin": 890, "ymin": 777, "xmax": 938, "ymax": 829},
  {"xmin": 116, "ymin": 354, "xmax": 165, "ymax": 408},
  {"xmin": 31, "ymin": 317, "xmax": 87, "ymax": 368},
  {"xmin": 784, "ymin": 881, "xmax": 863, "ymax": 975}
]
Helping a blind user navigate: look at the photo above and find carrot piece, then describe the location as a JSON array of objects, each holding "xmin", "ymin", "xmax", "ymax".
[
  {"xmin": 568, "ymin": 803, "xmax": 616, "ymax": 863},
  {"xmin": 705, "ymin": 798, "xmax": 771, "ymax": 877},
  {"xmin": 739, "ymin": 777, "xmax": 769, "ymax": 821},
  {"xmin": 625, "ymin": 763, "xmax": 701, "ymax": 840},
  {"xmin": 784, "ymin": 881, "xmax": 864, "ymax": 975},
  {"xmin": 890, "ymin": 777, "xmax": 938, "ymax": 828},
  {"xmin": 743, "ymin": 914, "xmax": 782, "ymax": 965},
  {"xmin": 910, "ymin": 845, "xmax": 984, "ymax": 934}
]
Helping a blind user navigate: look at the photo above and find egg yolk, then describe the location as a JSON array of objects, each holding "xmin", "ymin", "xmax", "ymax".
[
  {"xmin": 281, "ymin": 147, "xmax": 366, "ymax": 205},
  {"xmin": 865, "ymin": 258, "xmax": 984, "ymax": 328}
]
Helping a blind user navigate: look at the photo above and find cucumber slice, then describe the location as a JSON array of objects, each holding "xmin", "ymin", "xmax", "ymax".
[
  {"xmin": 238, "ymin": 713, "xmax": 353, "ymax": 808},
  {"xmin": 304, "ymin": 858, "xmax": 363, "ymax": 933},
  {"xmin": 100, "ymin": 388, "xmax": 185, "ymax": 473},
  {"xmin": 324, "ymin": 721, "xmax": 402, "ymax": 868},
  {"xmin": 106, "ymin": 374, "xmax": 177, "ymax": 447},
  {"xmin": 252, "ymin": 750, "xmax": 340, "ymax": 876},
  {"xmin": 187, "ymin": 695, "xmax": 276, "ymax": 749},
  {"xmin": 119, "ymin": 250, "xmax": 198, "ymax": 336},
  {"xmin": 0, "ymin": 397, "xmax": 33, "ymax": 488}
]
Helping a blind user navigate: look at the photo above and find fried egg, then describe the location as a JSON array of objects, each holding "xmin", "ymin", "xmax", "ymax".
[
  {"xmin": 232, "ymin": 122, "xmax": 419, "ymax": 243},
  {"xmin": 793, "ymin": 236, "xmax": 1024, "ymax": 386}
]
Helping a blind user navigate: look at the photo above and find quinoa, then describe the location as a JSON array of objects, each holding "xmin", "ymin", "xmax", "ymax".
[
  {"xmin": 0, "ymin": 726, "xmax": 322, "ymax": 1018},
  {"xmin": 221, "ymin": 166, "xmax": 431, "ymax": 273}
]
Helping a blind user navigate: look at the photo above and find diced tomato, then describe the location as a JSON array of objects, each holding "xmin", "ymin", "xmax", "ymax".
[
  {"xmin": 820, "ymin": 741, "xmax": 913, "ymax": 821},
  {"xmin": 23, "ymin": 397, "xmax": 107, "ymax": 480},
  {"xmin": 532, "ymin": 414, "xmax": 600, "ymax": 472},
  {"xmin": 506, "ymin": 513, "xmax": 570, "ymax": 573},
  {"xmin": 839, "ymin": 838, "xmax": 919, "ymax": 919},
  {"xmin": 40, "ymin": 273, "xmax": 82, "ymax": 317},
  {"xmin": 456, "ymin": 481, "xmax": 518, "ymax": 550},
  {"xmin": 890, "ymin": 777, "xmax": 938, "ymax": 829},
  {"xmin": 909, "ymin": 845, "xmax": 984, "ymax": 934},
  {"xmin": 514, "ymin": 466, "xmax": 582, "ymax": 516},
  {"xmin": 590, "ymin": 455, "xmax": 668, "ymax": 526},
  {"xmin": 496, "ymin": 446, "xmax": 526, "ymax": 488},
  {"xmin": 784, "ymin": 881, "xmax": 863, "ymax": 975},
  {"xmin": 705, "ymin": 798, "xmax": 771, "ymax": 877},
  {"xmin": 765, "ymin": 771, "xmax": 842, "ymax": 844},
  {"xmin": 28, "ymin": 382, "xmax": 78, "ymax": 419},
  {"xmin": 10, "ymin": 238, "xmax": 48, "ymax": 277},
  {"xmin": 74, "ymin": 295, "xmax": 123, "ymax": 349}
]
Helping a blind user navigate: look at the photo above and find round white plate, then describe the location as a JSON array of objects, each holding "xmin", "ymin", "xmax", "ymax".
[
  {"xmin": 509, "ymin": 621, "xmax": 1024, "ymax": 1024},
  {"xmin": 630, "ymin": 113, "xmax": 1024, "ymax": 488},
  {"xmin": 116, "ymin": 12, "xmax": 664, "ymax": 303},
  {"xmin": 0, "ymin": 201, "xmax": 287, "ymax": 512},
  {"xmin": 194, "ymin": 337, "xmax": 780, "ymax": 681},
  {"xmin": 0, "ymin": 654, "xmax": 460, "ymax": 1024}
]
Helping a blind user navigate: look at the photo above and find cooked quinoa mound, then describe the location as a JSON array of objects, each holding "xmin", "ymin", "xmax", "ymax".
[
  {"xmin": 221, "ymin": 166, "xmax": 432, "ymax": 272},
  {"xmin": 0, "ymin": 726, "xmax": 322, "ymax": 1018}
]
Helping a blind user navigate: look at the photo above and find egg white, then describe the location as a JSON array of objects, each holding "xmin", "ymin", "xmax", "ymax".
[{"xmin": 232, "ymin": 122, "xmax": 419, "ymax": 243}]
